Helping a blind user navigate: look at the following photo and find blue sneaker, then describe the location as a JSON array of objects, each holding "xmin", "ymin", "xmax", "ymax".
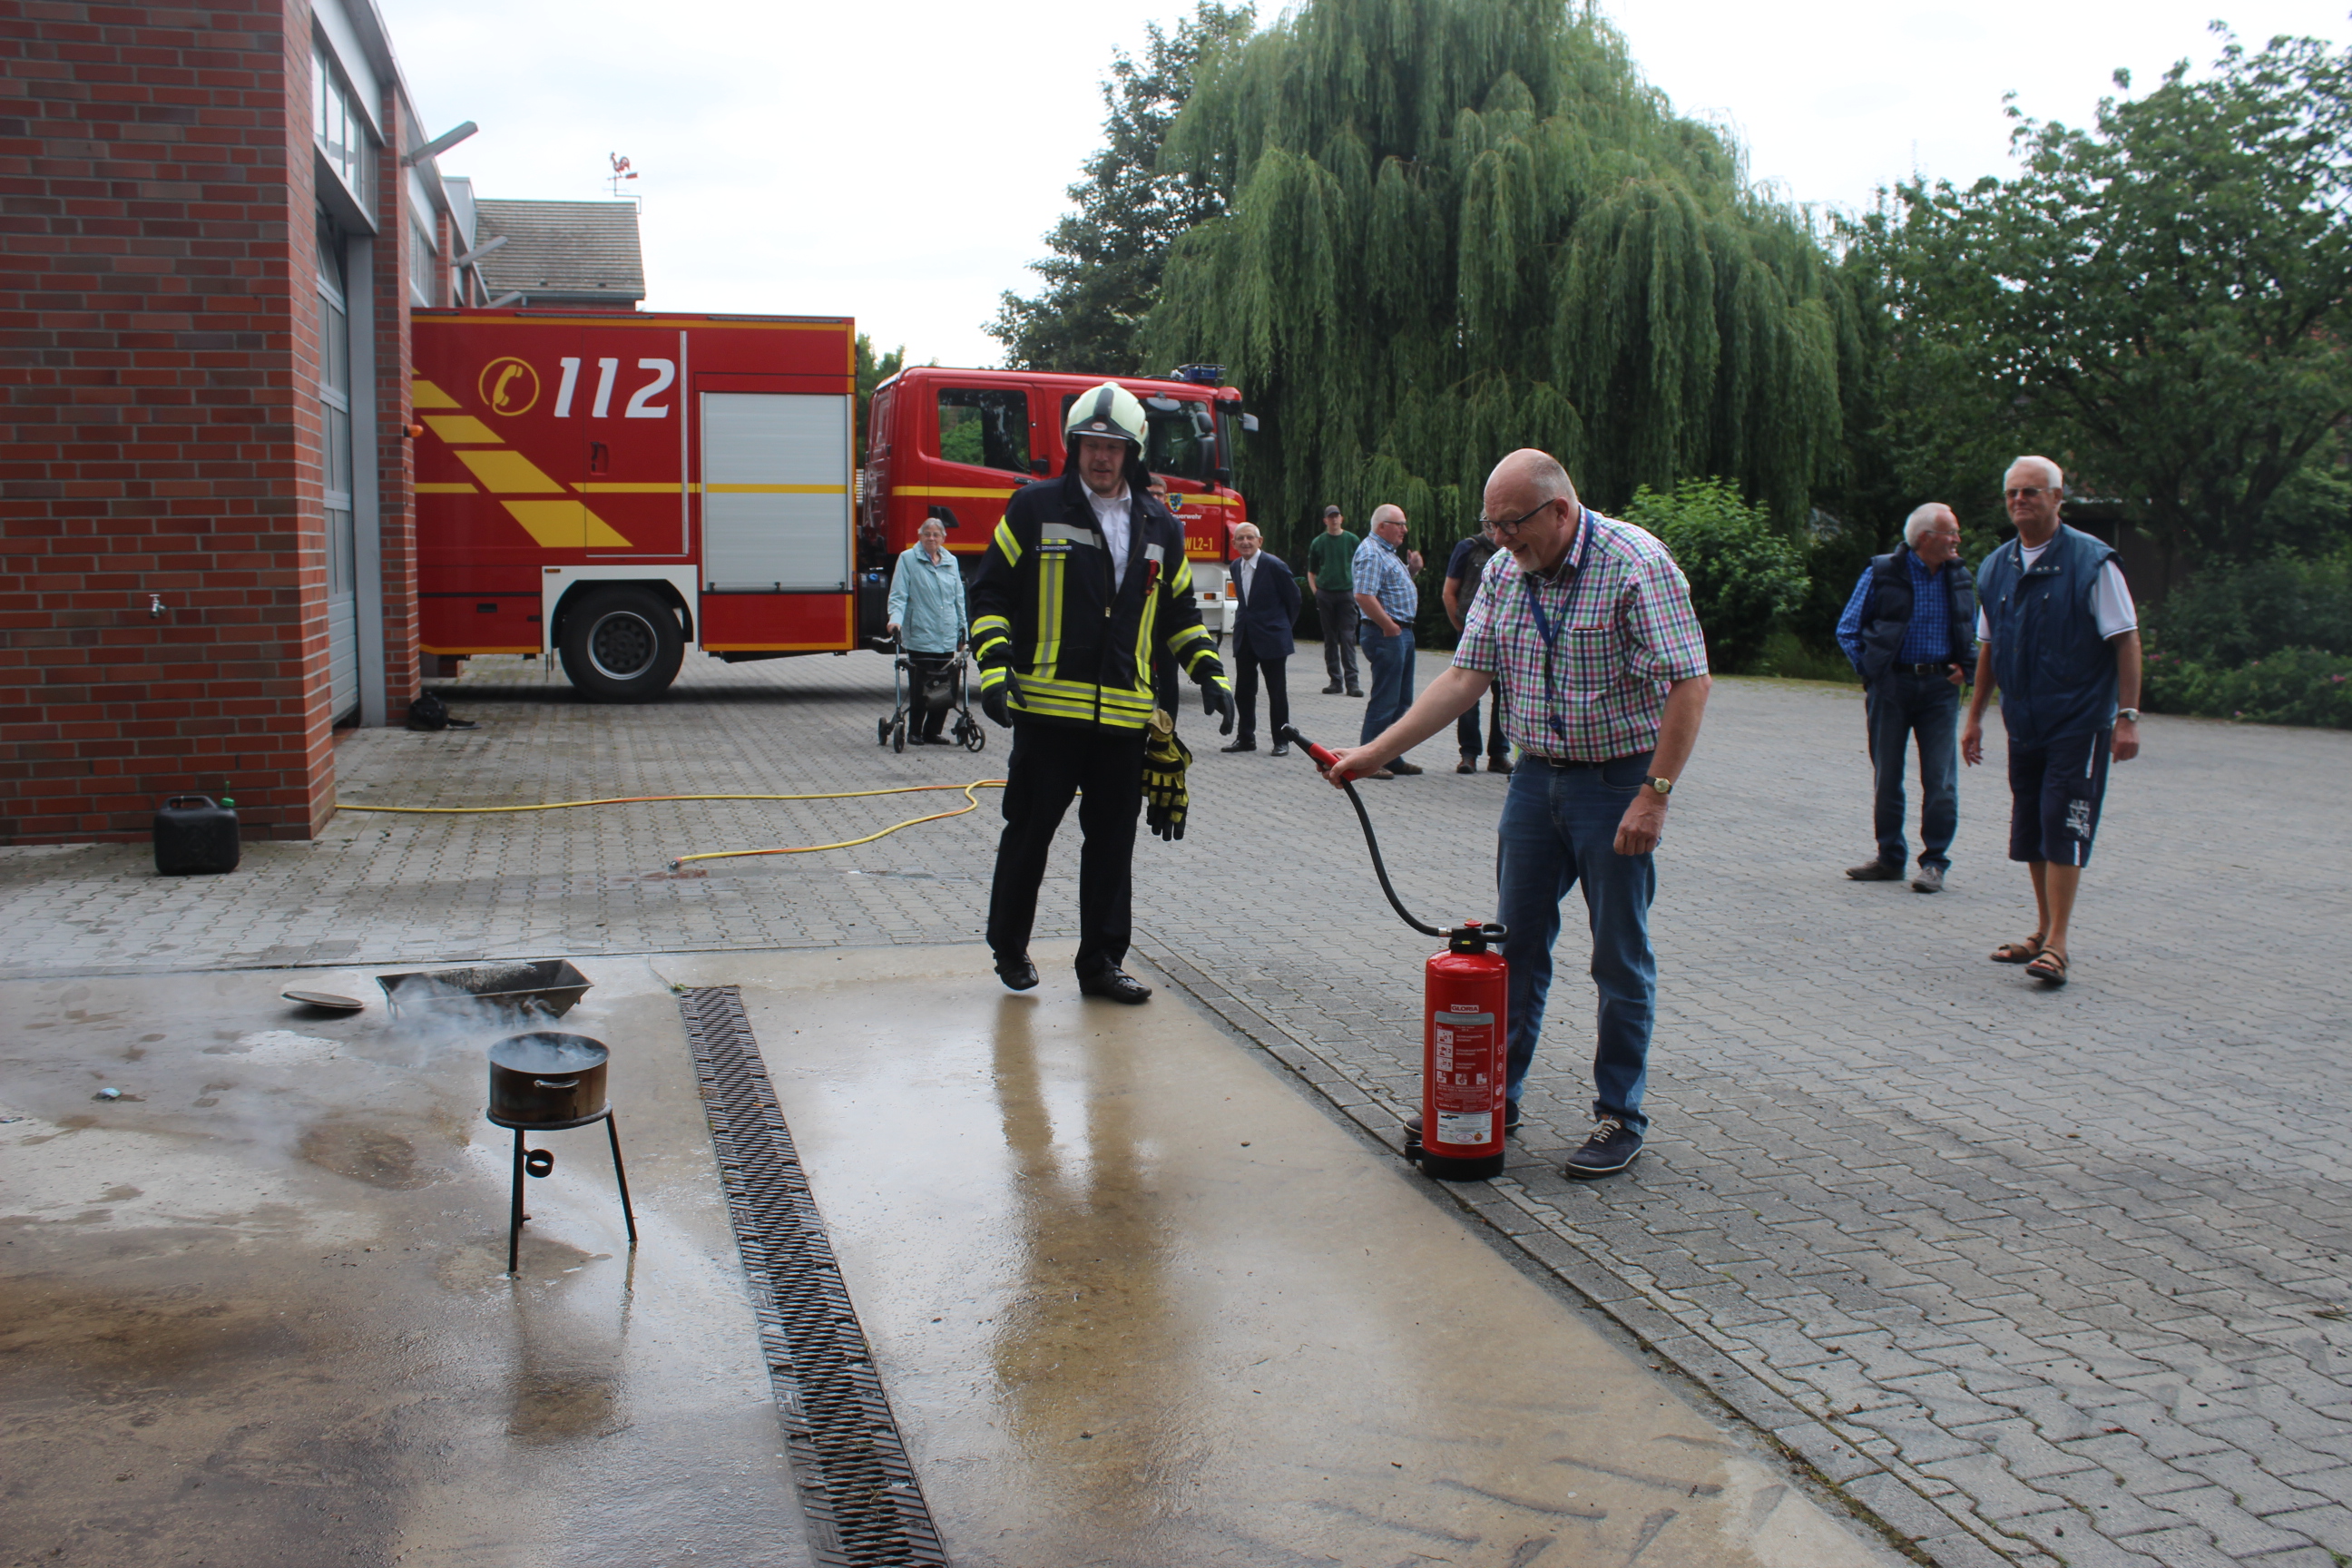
[{"xmin": 1564, "ymin": 1116, "xmax": 1642, "ymax": 1178}]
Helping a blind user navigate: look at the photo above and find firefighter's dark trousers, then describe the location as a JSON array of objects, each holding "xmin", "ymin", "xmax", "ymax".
[{"xmin": 986, "ymin": 720, "xmax": 1147, "ymax": 976}]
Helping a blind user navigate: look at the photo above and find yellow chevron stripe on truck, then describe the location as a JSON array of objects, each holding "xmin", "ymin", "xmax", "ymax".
[{"xmin": 410, "ymin": 378, "xmax": 634, "ymax": 549}]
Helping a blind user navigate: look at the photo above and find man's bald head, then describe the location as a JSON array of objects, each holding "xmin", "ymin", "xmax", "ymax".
[
  {"xmin": 1485, "ymin": 448, "xmax": 1579, "ymax": 513},
  {"xmin": 1481, "ymin": 448, "xmax": 1583, "ymax": 573},
  {"xmin": 1369, "ymin": 504, "xmax": 1406, "ymax": 528}
]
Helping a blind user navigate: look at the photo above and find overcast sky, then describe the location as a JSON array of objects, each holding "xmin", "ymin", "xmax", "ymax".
[{"xmin": 378, "ymin": 0, "xmax": 2352, "ymax": 369}]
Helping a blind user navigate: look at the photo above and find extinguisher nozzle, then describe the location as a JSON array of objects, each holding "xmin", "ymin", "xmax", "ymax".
[{"xmin": 1275, "ymin": 723, "xmax": 1339, "ymax": 770}]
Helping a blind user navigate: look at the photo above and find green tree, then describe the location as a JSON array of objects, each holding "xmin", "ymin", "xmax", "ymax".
[
  {"xmin": 1860, "ymin": 27, "xmax": 2352, "ymax": 567},
  {"xmin": 1142, "ymin": 0, "xmax": 1849, "ymax": 564},
  {"xmin": 855, "ymin": 333, "xmax": 904, "ymax": 469},
  {"xmin": 986, "ymin": 2, "xmax": 1256, "ymax": 374}
]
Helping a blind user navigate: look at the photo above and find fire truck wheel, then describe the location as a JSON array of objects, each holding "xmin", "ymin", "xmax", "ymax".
[{"xmin": 557, "ymin": 586, "xmax": 684, "ymax": 703}]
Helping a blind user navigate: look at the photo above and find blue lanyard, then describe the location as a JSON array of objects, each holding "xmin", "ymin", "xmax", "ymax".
[
  {"xmin": 1521, "ymin": 511, "xmax": 1586, "ymax": 649},
  {"xmin": 1521, "ymin": 512, "xmax": 1589, "ymax": 741}
]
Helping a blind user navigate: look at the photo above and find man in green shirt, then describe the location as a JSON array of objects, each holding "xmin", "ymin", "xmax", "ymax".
[{"xmin": 1306, "ymin": 505, "xmax": 1364, "ymax": 696}]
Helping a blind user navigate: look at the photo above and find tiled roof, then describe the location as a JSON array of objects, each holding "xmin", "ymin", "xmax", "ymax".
[{"xmin": 472, "ymin": 199, "xmax": 645, "ymax": 304}]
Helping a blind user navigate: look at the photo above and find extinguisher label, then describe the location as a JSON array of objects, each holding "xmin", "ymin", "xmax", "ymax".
[
  {"xmin": 1437, "ymin": 1111, "xmax": 1494, "ymax": 1145},
  {"xmin": 1431, "ymin": 1007, "xmax": 1498, "ymax": 1149}
]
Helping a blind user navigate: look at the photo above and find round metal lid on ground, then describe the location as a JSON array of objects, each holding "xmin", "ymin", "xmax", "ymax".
[{"xmin": 282, "ymin": 989, "xmax": 366, "ymax": 1012}]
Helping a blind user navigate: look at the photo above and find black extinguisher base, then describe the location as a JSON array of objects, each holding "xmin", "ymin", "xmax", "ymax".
[{"xmin": 1416, "ymin": 1150, "xmax": 1506, "ymax": 1182}]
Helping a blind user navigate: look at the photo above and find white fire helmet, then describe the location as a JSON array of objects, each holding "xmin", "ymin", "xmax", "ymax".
[{"xmin": 1063, "ymin": 382, "xmax": 1148, "ymax": 453}]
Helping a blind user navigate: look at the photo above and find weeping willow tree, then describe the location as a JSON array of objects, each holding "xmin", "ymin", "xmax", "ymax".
[{"xmin": 1144, "ymin": 0, "xmax": 1853, "ymax": 561}]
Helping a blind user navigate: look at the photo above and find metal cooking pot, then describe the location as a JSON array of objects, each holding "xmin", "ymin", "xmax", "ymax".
[{"xmin": 487, "ymin": 1032, "xmax": 610, "ymax": 1128}]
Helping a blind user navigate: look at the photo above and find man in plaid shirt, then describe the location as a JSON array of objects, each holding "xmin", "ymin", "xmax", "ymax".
[{"xmin": 1324, "ymin": 448, "xmax": 1712, "ymax": 1178}]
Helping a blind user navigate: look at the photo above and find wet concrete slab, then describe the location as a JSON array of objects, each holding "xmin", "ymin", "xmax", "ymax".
[
  {"xmin": 0, "ymin": 963, "xmax": 810, "ymax": 1568},
  {"xmin": 658, "ymin": 945, "xmax": 1905, "ymax": 1568},
  {"xmin": 2, "ymin": 949, "xmax": 1900, "ymax": 1568}
]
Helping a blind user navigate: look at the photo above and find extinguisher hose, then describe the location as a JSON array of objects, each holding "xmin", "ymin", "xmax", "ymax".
[{"xmin": 1273, "ymin": 725, "xmax": 1443, "ymax": 938}]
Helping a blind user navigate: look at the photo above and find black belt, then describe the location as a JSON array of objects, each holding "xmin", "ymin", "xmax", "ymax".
[
  {"xmin": 1522, "ymin": 752, "xmax": 1644, "ymax": 769},
  {"xmin": 1892, "ymin": 662, "xmax": 1952, "ymax": 675}
]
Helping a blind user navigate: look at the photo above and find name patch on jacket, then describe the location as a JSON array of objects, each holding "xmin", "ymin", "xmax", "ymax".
[{"xmin": 1039, "ymin": 523, "xmax": 1103, "ymax": 554}]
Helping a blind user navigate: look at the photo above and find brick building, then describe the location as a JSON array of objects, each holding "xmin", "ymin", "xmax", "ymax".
[{"xmin": 1, "ymin": 0, "xmax": 478, "ymax": 843}]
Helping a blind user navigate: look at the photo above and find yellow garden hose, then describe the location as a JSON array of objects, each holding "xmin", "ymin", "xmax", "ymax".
[{"xmin": 338, "ymin": 780, "xmax": 1007, "ymax": 867}]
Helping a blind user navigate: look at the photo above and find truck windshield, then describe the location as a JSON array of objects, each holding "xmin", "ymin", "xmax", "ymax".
[{"xmin": 1142, "ymin": 396, "xmax": 1217, "ymax": 482}]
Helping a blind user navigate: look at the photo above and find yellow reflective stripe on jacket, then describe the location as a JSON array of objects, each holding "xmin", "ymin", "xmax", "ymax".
[
  {"xmin": 1166, "ymin": 620, "xmax": 1219, "ymax": 679},
  {"xmin": 991, "ymin": 518, "xmax": 1021, "ymax": 566},
  {"xmin": 1170, "ymin": 556, "xmax": 1193, "ymax": 596},
  {"xmin": 1013, "ymin": 672, "xmax": 1154, "ymax": 727},
  {"xmin": 970, "ymin": 612, "xmax": 1013, "ymax": 666},
  {"xmin": 1034, "ymin": 551, "xmax": 1065, "ymax": 675}
]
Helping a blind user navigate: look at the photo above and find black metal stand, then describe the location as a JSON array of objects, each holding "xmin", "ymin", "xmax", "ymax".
[{"xmin": 490, "ymin": 1106, "xmax": 639, "ymax": 1276}]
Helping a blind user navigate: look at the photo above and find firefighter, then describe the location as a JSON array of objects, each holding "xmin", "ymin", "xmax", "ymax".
[{"xmin": 970, "ymin": 382, "xmax": 1235, "ymax": 1003}]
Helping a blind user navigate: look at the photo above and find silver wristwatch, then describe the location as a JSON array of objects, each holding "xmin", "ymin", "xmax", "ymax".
[{"xmin": 2115, "ymin": 708, "xmax": 2141, "ymax": 723}]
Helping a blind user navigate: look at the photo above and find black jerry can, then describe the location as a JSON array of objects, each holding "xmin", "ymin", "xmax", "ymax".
[{"xmin": 152, "ymin": 795, "xmax": 240, "ymax": 875}]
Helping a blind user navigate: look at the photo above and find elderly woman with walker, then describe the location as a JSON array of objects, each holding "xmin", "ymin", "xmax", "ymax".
[{"xmin": 886, "ymin": 518, "xmax": 969, "ymax": 746}]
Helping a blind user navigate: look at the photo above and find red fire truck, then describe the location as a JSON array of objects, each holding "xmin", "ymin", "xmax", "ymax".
[
  {"xmin": 861, "ymin": 364, "xmax": 1257, "ymax": 636},
  {"xmin": 411, "ymin": 311, "xmax": 1259, "ymax": 701},
  {"xmin": 410, "ymin": 309, "xmax": 874, "ymax": 701}
]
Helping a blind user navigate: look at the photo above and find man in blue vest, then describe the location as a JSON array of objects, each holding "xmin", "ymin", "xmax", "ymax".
[
  {"xmin": 1835, "ymin": 502, "xmax": 1975, "ymax": 892},
  {"xmin": 1962, "ymin": 456, "xmax": 2143, "ymax": 986}
]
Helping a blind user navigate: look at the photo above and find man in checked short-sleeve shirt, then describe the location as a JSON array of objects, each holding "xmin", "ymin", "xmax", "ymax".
[{"xmin": 1323, "ymin": 449, "xmax": 1711, "ymax": 1179}]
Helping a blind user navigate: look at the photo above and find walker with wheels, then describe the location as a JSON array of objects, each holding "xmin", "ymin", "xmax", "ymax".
[{"xmin": 874, "ymin": 635, "xmax": 985, "ymax": 754}]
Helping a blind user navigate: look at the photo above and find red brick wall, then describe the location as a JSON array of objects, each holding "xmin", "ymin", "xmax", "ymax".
[{"xmin": 0, "ymin": 0, "xmax": 349, "ymax": 843}]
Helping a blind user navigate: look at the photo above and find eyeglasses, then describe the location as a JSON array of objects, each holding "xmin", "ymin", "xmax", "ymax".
[
  {"xmin": 2004, "ymin": 486, "xmax": 2055, "ymax": 501},
  {"xmin": 1475, "ymin": 499, "xmax": 1560, "ymax": 534}
]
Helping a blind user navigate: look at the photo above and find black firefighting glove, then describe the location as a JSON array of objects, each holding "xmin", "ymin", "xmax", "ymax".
[
  {"xmin": 980, "ymin": 676, "xmax": 1012, "ymax": 729},
  {"xmin": 1200, "ymin": 678, "xmax": 1236, "ymax": 736},
  {"xmin": 1142, "ymin": 709, "xmax": 1192, "ymax": 841}
]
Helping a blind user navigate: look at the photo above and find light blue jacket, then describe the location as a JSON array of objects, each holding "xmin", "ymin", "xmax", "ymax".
[{"xmin": 887, "ymin": 545, "xmax": 967, "ymax": 654}]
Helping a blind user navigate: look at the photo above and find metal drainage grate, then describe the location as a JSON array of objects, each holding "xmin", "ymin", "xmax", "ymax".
[{"xmin": 679, "ymin": 985, "xmax": 947, "ymax": 1567}]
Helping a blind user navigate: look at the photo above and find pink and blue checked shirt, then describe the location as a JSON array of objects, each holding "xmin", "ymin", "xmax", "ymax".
[{"xmin": 1453, "ymin": 510, "xmax": 1710, "ymax": 762}]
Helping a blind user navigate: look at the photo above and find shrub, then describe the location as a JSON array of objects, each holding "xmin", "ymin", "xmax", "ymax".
[
  {"xmin": 2141, "ymin": 644, "xmax": 2352, "ymax": 729},
  {"xmin": 2144, "ymin": 555, "xmax": 2352, "ymax": 667},
  {"xmin": 1621, "ymin": 478, "xmax": 1808, "ymax": 674},
  {"xmin": 1756, "ymin": 627, "xmax": 1863, "ymax": 683}
]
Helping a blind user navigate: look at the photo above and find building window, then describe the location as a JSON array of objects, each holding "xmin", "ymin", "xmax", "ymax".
[
  {"xmin": 318, "ymin": 223, "xmax": 356, "ymax": 600},
  {"xmin": 936, "ymin": 387, "xmax": 1030, "ymax": 475},
  {"xmin": 313, "ymin": 41, "xmax": 372, "ymax": 207},
  {"xmin": 410, "ymin": 219, "xmax": 436, "ymax": 308}
]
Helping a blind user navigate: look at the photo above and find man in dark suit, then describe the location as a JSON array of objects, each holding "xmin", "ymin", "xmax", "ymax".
[{"xmin": 1220, "ymin": 522, "xmax": 1302, "ymax": 756}]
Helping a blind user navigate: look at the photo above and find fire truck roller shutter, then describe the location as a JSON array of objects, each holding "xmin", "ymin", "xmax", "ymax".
[{"xmin": 700, "ymin": 393, "xmax": 852, "ymax": 592}]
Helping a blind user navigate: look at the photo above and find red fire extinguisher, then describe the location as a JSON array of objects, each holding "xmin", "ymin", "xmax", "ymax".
[
  {"xmin": 1416, "ymin": 921, "xmax": 1509, "ymax": 1180},
  {"xmin": 1278, "ymin": 725, "xmax": 1509, "ymax": 1182}
]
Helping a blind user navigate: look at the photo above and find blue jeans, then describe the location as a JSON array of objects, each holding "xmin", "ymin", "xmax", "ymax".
[
  {"xmin": 1496, "ymin": 753, "xmax": 1658, "ymax": 1134},
  {"xmin": 1866, "ymin": 672, "xmax": 1960, "ymax": 869},
  {"xmin": 1357, "ymin": 623, "xmax": 1415, "ymax": 745},
  {"xmin": 1457, "ymin": 681, "xmax": 1508, "ymax": 761}
]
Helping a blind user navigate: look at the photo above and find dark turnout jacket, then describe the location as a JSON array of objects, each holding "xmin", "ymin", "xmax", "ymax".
[{"xmin": 968, "ymin": 465, "xmax": 1224, "ymax": 730}]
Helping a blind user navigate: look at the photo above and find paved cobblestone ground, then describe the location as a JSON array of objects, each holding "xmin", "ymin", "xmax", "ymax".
[{"xmin": 6, "ymin": 648, "xmax": 2350, "ymax": 1568}]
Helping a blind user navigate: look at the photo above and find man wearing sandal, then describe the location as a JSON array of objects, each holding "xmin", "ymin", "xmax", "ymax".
[{"xmin": 1961, "ymin": 456, "xmax": 2143, "ymax": 985}]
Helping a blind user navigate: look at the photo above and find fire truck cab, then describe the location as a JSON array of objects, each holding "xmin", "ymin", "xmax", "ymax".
[
  {"xmin": 862, "ymin": 365, "xmax": 1256, "ymax": 639},
  {"xmin": 409, "ymin": 309, "xmax": 871, "ymax": 702}
]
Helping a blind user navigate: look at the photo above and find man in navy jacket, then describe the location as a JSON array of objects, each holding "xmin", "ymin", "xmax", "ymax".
[
  {"xmin": 1835, "ymin": 502, "xmax": 1975, "ymax": 892},
  {"xmin": 1220, "ymin": 522, "xmax": 1302, "ymax": 756},
  {"xmin": 1962, "ymin": 456, "xmax": 2144, "ymax": 987}
]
